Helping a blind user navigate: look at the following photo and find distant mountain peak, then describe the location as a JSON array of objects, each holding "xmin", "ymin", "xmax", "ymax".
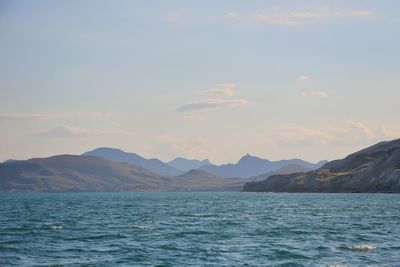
[
  {"xmin": 167, "ymin": 157, "xmax": 212, "ymax": 172},
  {"xmin": 83, "ymin": 147, "xmax": 183, "ymax": 176},
  {"xmin": 238, "ymin": 154, "xmax": 269, "ymax": 164},
  {"xmin": 200, "ymin": 154, "xmax": 325, "ymax": 178},
  {"xmin": 243, "ymin": 138, "xmax": 400, "ymax": 193},
  {"xmin": 86, "ymin": 147, "xmax": 136, "ymax": 156}
]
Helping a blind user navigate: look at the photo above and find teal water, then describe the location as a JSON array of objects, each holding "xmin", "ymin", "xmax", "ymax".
[{"xmin": 1, "ymin": 192, "xmax": 400, "ymax": 266}]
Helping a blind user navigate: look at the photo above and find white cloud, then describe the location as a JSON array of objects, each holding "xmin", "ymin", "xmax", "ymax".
[
  {"xmin": 378, "ymin": 126, "xmax": 400, "ymax": 139},
  {"xmin": 35, "ymin": 125, "xmax": 132, "ymax": 138},
  {"xmin": 311, "ymin": 91, "xmax": 328, "ymax": 97},
  {"xmin": 0, "ymin": 113, "xmax": 46, "ymax": 121},
  {"xmin": 266, "ymin": 121, "xmax": 399, "ymax": 148},
  {"xmin": 199, "ymin": 83, "xmax": 236, "ymax": 97},
  {"xmin": 228, "ymin": 7, "xmax": 374, "ymax": 26},
  {"xmin": 0, "ymin": 112, "xmax": 110, "ymax": 122},
  {"xmin": 179, "ymin": 83, "xmax": 249, "ymax": 112},
  {"xmin": 177, "ymin": 98, "xmax": 249, "ymax": 112},
  {"xmin": 167, "ymin": 12, "xmax": 178, "ymax": 22},
  {"xmin": 270, "ymin": 126, "xmax": 331, "ymax": 147},
  {"xmin": 226, "ymin": 12, "xmax": 239, "ymax": 19},
  {"xmin": 155, "ymin": 135, "xmax": 214, "ymax": 159},
  {"xmin": 346, "ymin": 120, "xmax": 375, "ymax": 139},
  {"xmin": 298, "ymin": 75, "xmax": 310, "ymax": 81},
  {"xmin": 301, "ymin": 90, "xmax": 329, "ymax": 97},
  {"xmin": 182, "ymin": 115, "xmax": 208, "ymax": 122}
]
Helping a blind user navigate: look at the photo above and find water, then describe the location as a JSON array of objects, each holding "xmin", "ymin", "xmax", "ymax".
[{"xmin": 1, "ymin": 192, "xmax": 400, "ymax": 266}]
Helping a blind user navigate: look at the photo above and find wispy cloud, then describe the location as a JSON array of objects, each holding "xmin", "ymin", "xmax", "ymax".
[
  {"xmin": 271, "ymin": 126, "xmax": 331, "ymax": 147},
  {"xmin": 346, "ymin": 120, "xmax": 374, "ymax": 139},
  {"xmin": 378, "ymin": 126, "xmax": 400, "ymax": 139},
  {"xmin": 156, "ymin": 135, "xmax": 214, "ymax": 159},
  {"xmin": 177, "ymin": 99, "xmax": 249, "ymax": 112},
  {"xmin": 35, "ymin": 125, "xmax": 132, "ymax": 138},
  {"xmin": 301, "ymin": 90, "xmax": 329, "ymax": 97},
  {"xmin": 199, "ymin": 83, "xmax": 236, "ymax": 97},
  {"xmin": 0, "ymin": 113, "xmax": 45, "ymax": 121},
  {"xmin": 179, "ymin": 83, "xmax": 249, "ymax": 112},
  {"xmin": 298, "ymin": 75, "xmax": 310, "ymax": 81},
  {"xmin": 181, "ymin": 115, "xmax": 208, "ymax": 122},
  {"xmin": 0, "ymin": 112, "xmax": 110, "ymax": 122},
  {"xmin": 226, "ymin": 12, "xmax": 239, "ymax": 19},
  {"xmin": 311, "ymin": 91, "xmax": 328, "ymax": 97},
  {"xmin": 166, "ymin": 12, "xmax": 179, "ymax": 23},
  {"xmin": 226, "ymin": 7, "xmax": 374, "ymax": 26},
  {"xmin": 266, "ymin": 121, "xmax": 399, "ymax": 148}
]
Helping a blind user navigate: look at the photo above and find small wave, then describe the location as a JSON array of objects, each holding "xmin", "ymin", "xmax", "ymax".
[
  {"xmin": 132, "ymin": 224, "xmax": 148, "ymax": 229},
  {"xmin": 326, "ymin": 265, "xmax": 348, "ymax": 267},
  {"xmin": 347, "ymin": 244, "xmax": 375, "ymax": 252},
  {"xmin": 50, "ymin": 225, "xmax": 63, "ymax": 231}
]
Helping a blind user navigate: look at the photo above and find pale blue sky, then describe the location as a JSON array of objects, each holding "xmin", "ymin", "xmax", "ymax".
[{"xmin": 1, "ymin": 0, "xmax": 399, "ymax": 163}]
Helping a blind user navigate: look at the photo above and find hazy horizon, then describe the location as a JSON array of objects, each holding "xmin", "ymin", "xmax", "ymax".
[{"xmin": 1, "ymin": 0, "xmax": 399, "ymax": 164}]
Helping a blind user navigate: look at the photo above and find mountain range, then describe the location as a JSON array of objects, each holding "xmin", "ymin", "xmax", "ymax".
[
  {"xmin": 83, "ymin": 148, "xmax": 183, "ymax": 176},
  {"xmin": 199, "ymin": 154, "xmax": 326, "ymax": 178},
  {"xmin": 0, "ymin": 155, "xmax": 314, "ymax": 192},
  {"xmin": 0, "ymin": 155, "xmax": 246, "ymax": 192},
  {"xmin": 243, "ymin": 138, "xmax": 400, "ymax": 193},
  {"xmin": 167, "ymin": 157, "xmax": 211, "ymax": 172},
  {"xmin": 2, "ymin": 139, "xmax": 399, "ymax": 192},
  {"xmin": 82, "ymin": 147, "xmax": 324, "ymax": 178}
]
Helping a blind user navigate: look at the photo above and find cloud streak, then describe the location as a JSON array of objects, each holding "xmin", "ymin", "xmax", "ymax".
[
  {"xmin": 177, "ymin": 99, "xmax": 249, "ymax": 112},
  {"xmin": 298, "ymin": 75, "xmax": 310, "ymax": 81},
  {"xmin": 226, "ymin": 7, "xmax": 374, "ymax": 26},
  {"xmin": 199, "ymin": 83, "xmax": 236, "ymax": 97},
  {"xmin": 266, "ymin": 121, "xmax": 400, "ymax": 148},
  {"xmin": 35, "ymin": 125, "xmax": 132, "ymax": 138},
  {"xmin": 156, "ymin": 135, "xmax": 214, "ymax": 158},
  {"xmin": 179, "ymin": 83, "xmax": 250, "ymax": 112},
  {"xmin": 310, "ymin": 91, "xmax": 329, "ymax": 97},
  {"xmin": 0, "ymin": 112, "xmax": 111, "ymax": 122},
  {"xmin": 301, "ymin": 90, "xmax": 329, "ymax": 97}
]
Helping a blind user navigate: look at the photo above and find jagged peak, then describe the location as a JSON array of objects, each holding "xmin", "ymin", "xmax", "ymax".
[{"xmin": 238, "ymin": 154, "xmax": 269, "ymax": 164}]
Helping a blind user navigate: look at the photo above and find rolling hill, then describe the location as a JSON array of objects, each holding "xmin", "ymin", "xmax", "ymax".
[
  {"xmin": 199, "ymin": 154, "xmax": 326, "ymax": 178},
  {"xmin": 83, "ymin": 147, "xmax": 183, "ymax": 176},
  {"xmin": 243, "ymin": 138, "xmax": 400, "ymax": 193},
  {"xmin": 0, "ymin": 155, "xmax": 243, "ymax": 192},
  {"xmin": 167, "ymin": 157, "xmax": 211, "ymax": 172}
]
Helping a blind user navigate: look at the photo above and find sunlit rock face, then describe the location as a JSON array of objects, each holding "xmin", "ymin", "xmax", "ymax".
[{"xmin": 244, "ymin": 138, "xmax": 400, "ymax": 193}]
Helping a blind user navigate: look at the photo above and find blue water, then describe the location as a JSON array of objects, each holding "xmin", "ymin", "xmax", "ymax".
[{"xmin": 1, "ymin": 192, "xmax": 400, "ymax": 266}]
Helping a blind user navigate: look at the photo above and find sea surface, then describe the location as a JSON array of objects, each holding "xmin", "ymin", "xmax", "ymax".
[{"xmin": 1, "ymin": 192, "xmax": 400, "ymax": 266}]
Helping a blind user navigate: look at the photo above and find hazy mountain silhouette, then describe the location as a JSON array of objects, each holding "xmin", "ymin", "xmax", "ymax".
[
  {"xmin": 249, "ymin": 163, "xmax": 314, "ymax": 181},
  {"xmin": 83, "ymin": 147, "xmax": 183, "ymax": 176},
  {"xmin": 0, "ymin": 155, "xmax": 171, "ymax": 192},
  {"xmin": 243, "ymin": 138, "xmax": 400, "ymax": 193},
  {"xmin": 0, "ymin": 155, "xmax": 241, "ymax": 192},
  {"xmin": 199, "ymin": 154, "xmax": 326, "ymax": 178},
  {"xmin": 168, "ymin": 157, "xmax": 211, "ymax": 172}
]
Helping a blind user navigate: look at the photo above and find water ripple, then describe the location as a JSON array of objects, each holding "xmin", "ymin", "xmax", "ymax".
[{"xmin": 1, "ymin": 192, "xmax": 400, "ymax": 266}]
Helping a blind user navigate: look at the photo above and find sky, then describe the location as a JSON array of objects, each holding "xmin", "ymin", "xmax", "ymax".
[{"xmin": 0, "ymin": 0, "xmax": 399, "ymax": 164}]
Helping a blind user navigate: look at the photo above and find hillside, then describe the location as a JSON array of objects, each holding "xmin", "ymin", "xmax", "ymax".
[
  {"xmin": 0, "ymin": 155, "xmax": 179, "ymax": 192},
  {"xmin": 249, "ymin": 163, "xmax": 314, "ymax": 182},
  {"xmin": 0, "ymin": 155, "xmax": 243, "ymax": 192},
  {"xmin": 168, "ymin": 157, "xmax": 211, "ymax": 172},
  {"xmin": 200, "ymin": 154, "xmax": 326, "ymax": 178},
  {"xmin": 83, "ymin": 148, "xmax": 183, "ymax": 176},
  {"xmin": 243, "ymin": 139, "xmax": 400, "ymax": 193}
]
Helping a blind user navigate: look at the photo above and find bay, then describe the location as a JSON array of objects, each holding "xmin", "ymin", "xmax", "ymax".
[{"xmin": 1, "ymin": 192, "xmax": 400, "ymax": 266}]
